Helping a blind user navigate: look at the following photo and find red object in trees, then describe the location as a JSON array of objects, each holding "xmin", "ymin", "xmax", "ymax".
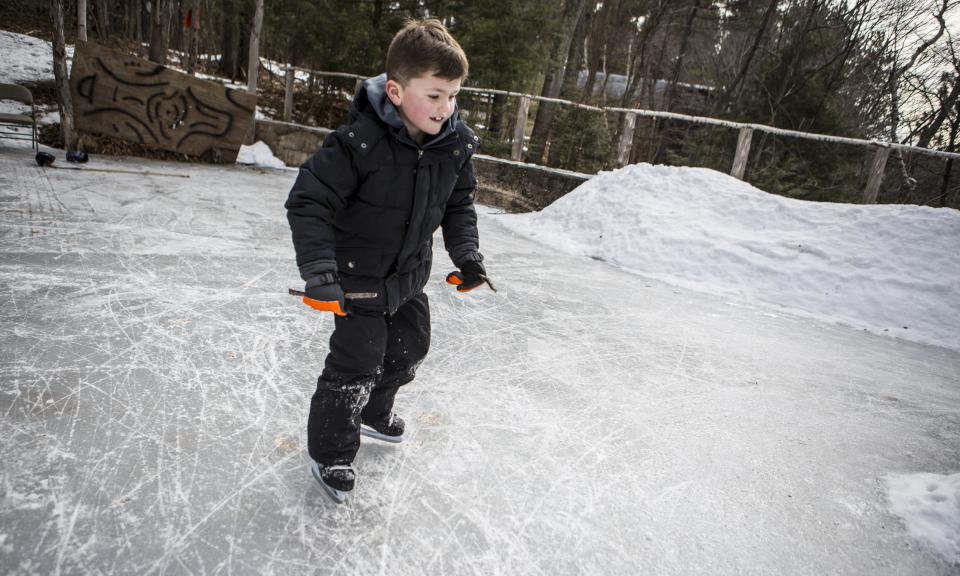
[{"xmin": 184, "ymin": 9, "xmax": 200, "ymax": 30}]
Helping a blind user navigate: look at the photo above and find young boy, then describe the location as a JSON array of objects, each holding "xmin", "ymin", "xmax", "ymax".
[{"xmin": 284, "ymin": 19, "xmax": 492, "ymax": 503}]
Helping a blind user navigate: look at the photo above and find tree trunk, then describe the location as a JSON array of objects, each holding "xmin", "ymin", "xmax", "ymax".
[
  {"xmin": 78, "ymin": 0, "xmax": 89, "ymax": 43},
  {"xmin": 716, "ymin": 0, "xmax": 777, "ymax": 113},
  {"xmin": 219, "ymin": 0, "xmax": 239, "ymax": 79},
  {"xmin": 766, "ymin": 0, "xmax": 821, "ymax": 125},
  {"xmin": 621, "ymin": 3, "xmax": 667, "ymax": 108},
  {"xmin": 488, "ymin": 92, "xmax": 507, "ymax": 138},
  {"xmin": 944, "ymin": 110, "xmax": 960, "ymax": 206},
  {"xmin": 583, "ymin": 0, "xmax": 611, "ymax": 101},
  {"xmin": 527, "ymin": 0, "xmax": 591, "ymax": 163},
  {"xmin": 371, "ymin": 0, "xmax": 384, "ymax": 31},
  {"xmin": 663, "ymin": 0, "xmax": 703, "ymax": 113},
  {"xmin": 247, "ymin": 0, "xmax": 264, "ymax": 94},
  {"xmin": 50, "ymin": 0, "xmax": 77, "ymax": 152},
  {"xmin": 183, "ymin": 0, "xmax": 195, "ymax": 73},
  {"xmin": 244, "ymin": 0, "xmax": 264, "ymax": 144},
  {"xmin": 238, "ymin": 2, "xmax": 251, "ymax": 81},
  {"xmin": 560, "ymin": 2, "xmax": 592, "ymax": 101},
  {"xmin": 123, "ymin": 0, "xmax": 131, "ymax": 39},
  {"xmin": 173, "ymin": 2, "xmax": 183, "ymax": 53},
  {"xmin": 96, "ymin": 0, "xmax": 109, "ymax": 40},
  {"xmin": 160, "ymin": 0, "xmax": 172, "ymax": 61},
  {"xmin": 137, "ymin": 0, "xmax": 145, "ymax": 46},
  {"xmin": 149, "ymin": 0, "xmax": 165, "ymax": 63},
  {"xmin": 916, "ymin": 72, "xmax": 960, "ymax": 150}
]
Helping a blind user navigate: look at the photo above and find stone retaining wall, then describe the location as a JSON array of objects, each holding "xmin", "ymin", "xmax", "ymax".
[
  {"xmin": 472, "ymin": 155, "xmax": 590, "ymax": 213},
  {"xmin": 255, "ymin": 119, "xmax": 332, "ymax": 168},
  {"xmin": 255, "ymin": 120, "xmax": 592, "ymax": 213}
]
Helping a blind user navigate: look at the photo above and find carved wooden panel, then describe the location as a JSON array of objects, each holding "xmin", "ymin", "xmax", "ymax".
[{"xmin": 69, "ymin": 43, "xmax": 256, "ymax": 162}]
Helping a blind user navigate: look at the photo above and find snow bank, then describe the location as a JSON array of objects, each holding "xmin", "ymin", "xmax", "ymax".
[
  {"xmin": 236, "ymin": 140, "xmax": 287, "ymax": 169},
  {"xmin": 497, "ymin": 163, "xmax": 960, "ymax": 350},
  {"xmin": 888, "ymin": 473, "xmax": 960, "ymax": 564}
]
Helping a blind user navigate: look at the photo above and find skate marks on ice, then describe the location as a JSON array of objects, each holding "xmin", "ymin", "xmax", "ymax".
[
  {"xmin": 418, "ymin": 222, "xmax": 960, "ymax": 575},
  {"xmin": 1, "ymin": 147, "xmax": 959, "ymax": 575},
  {"xmin": 0, "ymin": 149, "xmax": 318, "ymax": 574}
]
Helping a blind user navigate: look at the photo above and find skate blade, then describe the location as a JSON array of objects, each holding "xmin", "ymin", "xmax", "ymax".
[
  {"xmin": 310, "ymin": 462, "xmax": 348, "ymax": 504},
  {"xmin": 360, "ymin": 425, "xmax": 404, "ymax": 444}
]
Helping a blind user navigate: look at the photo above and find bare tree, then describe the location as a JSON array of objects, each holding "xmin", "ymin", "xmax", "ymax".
[
  {"xmin": 148, "ymin": 0, "xmax": 165, "ymax": 63},
  {"xmin": 95, "ymin": 0, "xmax": 109, "ymax": 40},
  {"xmin": 50, "ymin": 0, "xmax": 77, "ymax": 152},
  {"xmin": 527, "ymin": 0, "xmax": 591, "ymax": 163},
  {"xmin": 247, "ymin": 0, "xmax": 264, "ymax": 94},
  {"xmin": 244, "ymin": 0, "xmax": 264, "ymax": 144},
  {"xmin": 560, "ymin": 0, "xmax": 594, "ymax": 102},
  {"xmin": 78, "ymin": 0, "xmax": 89, "ymax": 44},
  {"xmin": 714, "ymin": 0, "xmax": 778, "ymax": 113},
  {"xmin": 220, "ymin": 0, "xmax": 240, "ymax": 80},
  {"xmin": 620, "ymin": 2, "xmax": 669, "ymax": 108},
  {"xmin": 662, "ymin": 0, "xmax": 705, "ymax": 113},
  {"xmin": 878, "ymin": 0, "xmax": 952, "ymax": 198}
]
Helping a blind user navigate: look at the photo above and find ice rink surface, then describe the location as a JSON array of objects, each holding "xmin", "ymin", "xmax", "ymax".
[{"xmin": 1, "ymin": 144, "xmax": 958, "ymax": 575}]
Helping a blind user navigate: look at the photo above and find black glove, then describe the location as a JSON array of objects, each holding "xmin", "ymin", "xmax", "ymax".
[
  {"xmin": 303, "ymin": 272, "xmax": 347, "ymax": 316},
  {"xmin": 446, "ymin": 260, "xmax": 496, "ymax": 293}
]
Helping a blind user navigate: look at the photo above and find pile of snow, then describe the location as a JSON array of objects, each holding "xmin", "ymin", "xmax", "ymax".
[
  {"xmin": 887, "ymin": 473, "xmax": 960, "ymax": 564},
  {"xmin": 0, "ymin": 30, "xmax": 72, "ymax": 86},
  {"xmin": 497, "ymin": 163, "xmax": 960, "ymax": 350},
  {"xmin": 236, "ymin": 140, "xmax": 287, "ymax": 169}
]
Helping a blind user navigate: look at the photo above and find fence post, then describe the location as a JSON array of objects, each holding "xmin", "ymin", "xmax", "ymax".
[
  {"xmin": 617, "ymin": 112, "xmax": 638, "ymax": 166},
  {"xmin": 862, "ymin": 145, "xmax": 890, "ymax": 204},
  {"xmin": 512, "ymin": 95, "xmax": 531, "ymax": 162},
  {"xmin": 731, "ymin": 127, "xmax": 753, "ymax": 180},
  {"xmin": 283, "ymin": 67, "xmax": 295, "ymax": 122}
]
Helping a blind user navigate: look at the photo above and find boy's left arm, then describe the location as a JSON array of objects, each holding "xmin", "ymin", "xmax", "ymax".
[{"xmin": 441, "ymin": 154, "xmax": 491, "ymax": 292}]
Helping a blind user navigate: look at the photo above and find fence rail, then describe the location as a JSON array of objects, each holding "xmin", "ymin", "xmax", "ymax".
[{"xmin": 267, "ymin": 61, "xmax": 959, "ymax": 204}]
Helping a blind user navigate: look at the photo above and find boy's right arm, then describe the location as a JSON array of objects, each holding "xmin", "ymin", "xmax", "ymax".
[{"xmin": 284, "ymin": 131, "xmax": 359, "ymax": 281}]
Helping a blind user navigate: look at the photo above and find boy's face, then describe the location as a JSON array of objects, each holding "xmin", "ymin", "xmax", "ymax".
[{"xmin": 386, "ymin": 72, "xmax": 462, "ymax": 143}]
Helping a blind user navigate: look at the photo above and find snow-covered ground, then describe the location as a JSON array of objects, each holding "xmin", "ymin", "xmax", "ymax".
[
  {"xmin": 1, "ymin": 140, "xmax": 959, "ymax": 575},
  {"xmin": 0, "ymin": 30, "xmax": 73, "ymax": 87},
  {"xmin": 497, "ymin": 163, "xmax": 960, "ymax": 351}
]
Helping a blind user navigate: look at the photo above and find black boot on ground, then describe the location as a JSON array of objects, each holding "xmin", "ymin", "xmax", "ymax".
[
  {"xmin": 310, "ymin": 462, "xmax": 355, "ymax": 504},
  {"xmin": 361, "ymin": 413, "xmax": 405, "ymax": 443}
]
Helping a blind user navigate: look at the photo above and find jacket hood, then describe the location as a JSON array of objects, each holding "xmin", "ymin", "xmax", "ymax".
[{"xmin": 355, "ymin": 73, "xmax": 460, "ymax": 145}]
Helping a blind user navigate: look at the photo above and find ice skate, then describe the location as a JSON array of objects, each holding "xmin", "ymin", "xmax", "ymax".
[
  {"xmin": 310, "ymin": 461, "xmax": 355, "ymax": 504},
  {"xmin": 360, "ymin": 413, "xmax": 405, "ymax": 444}
]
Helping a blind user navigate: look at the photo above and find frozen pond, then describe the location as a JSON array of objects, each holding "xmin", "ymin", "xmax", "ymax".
[{"xmin": 1, "ymin": 144, "xmax": 958, "ymax": 575}]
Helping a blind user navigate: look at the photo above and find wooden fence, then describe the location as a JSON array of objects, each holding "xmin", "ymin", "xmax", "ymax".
[{"xmin": 271, "ymin": 63, "xmax": 960, "ymax": 204}]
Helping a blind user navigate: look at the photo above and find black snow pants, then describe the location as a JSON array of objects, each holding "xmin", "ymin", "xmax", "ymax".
[{"xmin": 308, "ymin": 292, "xmax": 430, "ymax": 465}]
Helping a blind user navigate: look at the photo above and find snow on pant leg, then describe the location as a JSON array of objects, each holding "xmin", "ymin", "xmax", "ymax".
[
  {"xmin": 308, "ymin": 309, "xmax": 387, "ymax": 464},
  {"xmin": 361, "ymin": 292, "xmax": 431, "ymax": 425}
]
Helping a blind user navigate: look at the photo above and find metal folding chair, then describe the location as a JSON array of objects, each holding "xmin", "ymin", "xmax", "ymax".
[{"xmin": 0, "ymin": 83, "xmax": 38, "ymax": 150}]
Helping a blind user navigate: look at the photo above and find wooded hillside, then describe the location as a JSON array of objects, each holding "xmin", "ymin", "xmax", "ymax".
[{"xmin": 4, "ymin": 0, "xmax": 958, "ymax": 206}]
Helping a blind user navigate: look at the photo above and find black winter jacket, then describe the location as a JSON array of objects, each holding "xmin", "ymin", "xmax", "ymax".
[{"xmin": 285, "ymin": 74, "xmax": 483, "ymax": 315}]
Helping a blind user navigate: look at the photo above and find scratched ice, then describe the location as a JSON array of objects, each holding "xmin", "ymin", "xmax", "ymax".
[{"xmin": 1, "ymin": 142, "xmax": 958, "ymax": 576}]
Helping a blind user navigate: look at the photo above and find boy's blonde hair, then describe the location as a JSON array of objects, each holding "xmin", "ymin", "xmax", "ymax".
[{"xmin": 386, "ymin": 19, "xmax": 468, "ymax": 85}]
